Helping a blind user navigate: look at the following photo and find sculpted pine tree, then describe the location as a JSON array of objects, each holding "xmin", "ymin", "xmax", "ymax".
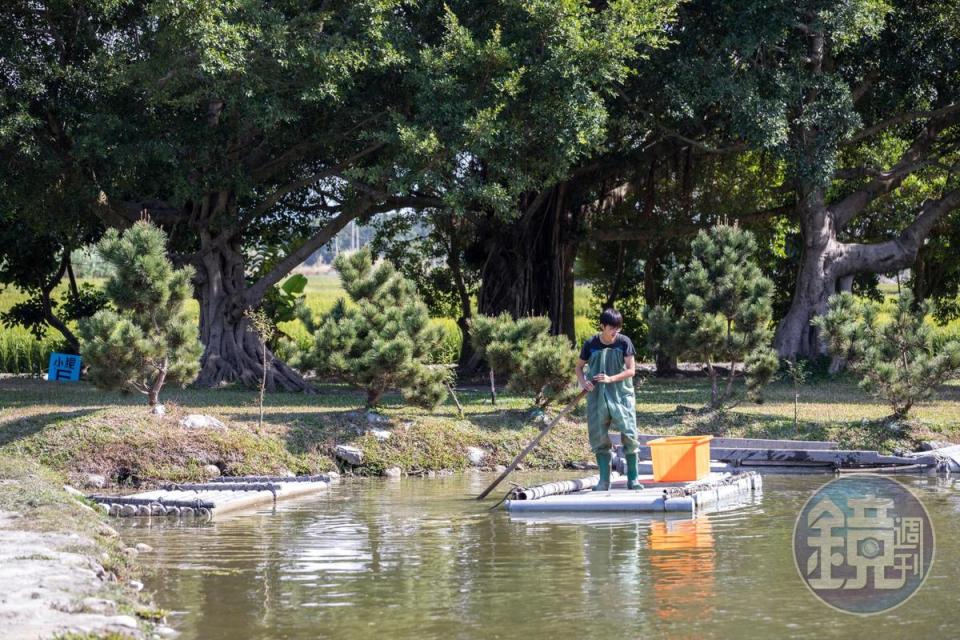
[
  {"xmin": 647, "ymin": 225, "xmax": 779, "ymax": 408},
  {"xmin": 79, "ymin": 222, "xmax": 202, "ymax": 407},
  {"xmin": 470, "ymin": 313, "xmax": 577, "ymax": 408},
  {"xmin": 815, "ymin": 291, "xmax": 960, "ymax": 419},
  {"xmin": 311, "ymin": 249, "xmax": 450, "ymax": 409}
]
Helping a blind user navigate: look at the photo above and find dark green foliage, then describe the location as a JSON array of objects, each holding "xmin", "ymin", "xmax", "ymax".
[
  {"xmin": 647, "ymin": 225, "xmax": 779, "ymax": 407},
  {"xmin": 513, "ymin": 339, "xmax": 580, "ymax": 408},
  {"xmin": 815, "ymin": 291, "xmax": 960, "ymax": 419},
  {"xmin": 0, "ymin": 212, "xmax": 105, "ymax": 351},
  {"xmin": 579, "ymin": 245, "xmax": 648, "ymax": 356},
  {"xmin": 470, "ymin": 314, "xmax": 551, "ymax": 373},
  {"xmin": 311, "ymin": 249, "xmax": 450, "ymax": 409},
  {"xmin": 470, "ymin": 313, "xmax": 577, "ymax": 408},
  {"xmin": 79, "ymin": 222, "xmax": 202, "ymax": 406}
]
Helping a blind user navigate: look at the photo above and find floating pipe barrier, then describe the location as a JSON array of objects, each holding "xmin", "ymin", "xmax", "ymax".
[
  {"xmin": 505, "ymin": 471, "xmax": 761, "ymax": 514},
  {"xmin": 87, "ymin": 495, "xmax": 216, "ymax": 509},
  {"xmin": 207, "ymin": 475, "xmax": 333, "ymax": 483},
  {"xmin": 161, "ymin": 482, "xmax": 281, "ymax": 498},
  {"xmin": 88, "ymin": 495, "xmax": 215, "ymax": 520},
  {"xmin": 510, "ymin": 473, "xmax": 622, "ymax": 500},
  {"xmin": 89, "ymin": 476, "xmax": 334, "ymax": 519}
]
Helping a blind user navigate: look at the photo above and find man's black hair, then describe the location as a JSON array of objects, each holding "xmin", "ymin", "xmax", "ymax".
[{"xmin": 599, "ymin": 308, "xmax": 623, "ymax": 328}]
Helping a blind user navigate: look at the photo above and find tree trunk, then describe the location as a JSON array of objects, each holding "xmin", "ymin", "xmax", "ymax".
[
  {"xmin": 148, "ymin": 358, "xmax": 167, "ymax": 407},
  {"xmin": 193, "ymin": 234, "xmax": 312, "ymax": 392},
  {"xmin": 476, "ymin": 184, "xmax": 579, "ymax": 341},
  {"xmin": 774, "ymin": 190, "xmax": 840, "ymax": 359},
  {"xmin": 366, "ymin": 388, "xmax": 383, "ymax": 408},
  {"xmin": 774, "ymin": 185, "xmax": 960, "ymax": 359},
  {"xmin": 446, "ymin": 221, "xmax": 476, "ymax": 371},
  {"xmin": 643, "ymin": 249, "xmax": 678, "ymax": 376}
]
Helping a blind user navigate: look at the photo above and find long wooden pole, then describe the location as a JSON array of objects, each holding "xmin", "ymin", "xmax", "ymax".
[{"xmin": 476, "ymin": 390, "xmax": 588, "ymax": 500}]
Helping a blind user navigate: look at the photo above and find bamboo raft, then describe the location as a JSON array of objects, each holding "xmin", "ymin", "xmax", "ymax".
[
  {"xmin": 505, "ymin": 470, "xmax": 761, "ymax": 514},
  {"xmin": 88, "ymin": 474, "xmax": 336, "ymax": 519}
]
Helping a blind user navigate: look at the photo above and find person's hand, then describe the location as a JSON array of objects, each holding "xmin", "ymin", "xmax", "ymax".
[
  {"xmin": 579, "ymin": 379, "xmax": 595, "ymax": 392},
  {"xmin": 592, "ymin": 373, "xmax": 612, "ymax": 384}
]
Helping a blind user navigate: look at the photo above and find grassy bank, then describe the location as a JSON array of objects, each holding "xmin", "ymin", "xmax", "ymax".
[
  {"xmin": 0, "ymin": 453, "xmax": 169, "ymax": 638},
  {"xmin": 2, "ymin": 376, "xmax": 958, "ymax": 488}
]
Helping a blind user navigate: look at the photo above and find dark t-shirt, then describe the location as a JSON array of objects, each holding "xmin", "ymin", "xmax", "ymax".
[{"xmin": 578, "ymin": 333, "xmax": 635, "ymax": 362}]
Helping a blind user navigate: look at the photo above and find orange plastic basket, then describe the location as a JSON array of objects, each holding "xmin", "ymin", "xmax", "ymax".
[{"xmin": 647, "ymin": 435, "xmax": 713, "ymax": 482}]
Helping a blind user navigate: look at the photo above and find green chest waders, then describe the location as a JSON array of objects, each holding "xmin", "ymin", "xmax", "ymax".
[{"xmin": 585, "ymin": 345, "xmax": 642, "ymax": 490}]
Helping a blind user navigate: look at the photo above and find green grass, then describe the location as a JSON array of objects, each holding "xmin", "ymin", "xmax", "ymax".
[
  {"xmin": 0, "ymin": 327, "xmax": 60, "ymax": 375},
  {"xmin": 2, "ymin": 375, "xmax": 958, "ymax": 485}
]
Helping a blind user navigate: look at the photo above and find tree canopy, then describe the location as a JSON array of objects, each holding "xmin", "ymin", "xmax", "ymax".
[{"xmin": 2, "ymin": 0, "xmax": 959, "ymax": 386}]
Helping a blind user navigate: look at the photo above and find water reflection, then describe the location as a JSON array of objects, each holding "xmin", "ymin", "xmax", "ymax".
[
  {"xmin": 121, "ymin": 474, "xmax": 960, "ymax": 640},
  {"xmin": 648, "ymin": 518, "xmax": 715, "ymax": 624}
]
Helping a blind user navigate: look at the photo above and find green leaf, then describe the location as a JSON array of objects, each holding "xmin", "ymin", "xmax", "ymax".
[{"xmin": 281, "ymin": 274, "xmax": 308, "ymax": 296}]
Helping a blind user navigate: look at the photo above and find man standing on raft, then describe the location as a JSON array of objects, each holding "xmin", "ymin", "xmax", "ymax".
[{"xmin": 575, "ymin": 308, "xmax": 640, "ymax": 491}]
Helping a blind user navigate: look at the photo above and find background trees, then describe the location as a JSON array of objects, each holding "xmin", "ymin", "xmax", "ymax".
[
  {"xmin": 632, "ymin": 0, "xmax": 960, "ymax": 359},
  {"xmin": 310, "ymin": 249, "xmax": 450, "ymax": 409},
  {"xmin": 647, "ymin": 226, "xmax": 779, "ymax": 408},
  {"xmin": 2, "ymin": 0, "xmax": 959, "ymax": 394}
]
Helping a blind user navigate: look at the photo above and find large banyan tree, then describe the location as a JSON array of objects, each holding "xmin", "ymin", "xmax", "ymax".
[
  {"xmin": 637, "ymin": 0, "xmax": 960, "ymax": 359},
  {"xmin": 1, "ymin": 0, "xmax": 679, "ymax": 387},
  {"xmin": 3, "ymin": 1, "xmax": 420, "ymax": 389},
  {"xmin": 581, "ymin": 0, "xmax": 960, "ymax": 359},
  {"xmin": 371, "ymin": 0, "xmax": 679, "ymax": 343}
]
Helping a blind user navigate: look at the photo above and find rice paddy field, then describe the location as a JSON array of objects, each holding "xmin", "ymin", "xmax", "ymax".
[{"xmin": 0, "ymin": 273, "xmax": 600, "ymax": 373}]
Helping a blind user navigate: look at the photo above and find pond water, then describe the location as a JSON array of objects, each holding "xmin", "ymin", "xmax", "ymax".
[{"xmin": 121, "ymin": 473, "xmax": 960, "ymax": 639}]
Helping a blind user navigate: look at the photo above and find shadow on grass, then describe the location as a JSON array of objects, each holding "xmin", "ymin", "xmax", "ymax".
[
  {"xmin": 463, "ymin": 408, "xmax": 537, "ymax": 432},
  {"xmin": 0, "ymin": 378, "xmax": 363, "ymax": 410},
  {"xmin": 279, "ymin": 409, "xmax": 369, "ymax": 458},
  {"xmin": 633, "ymin": 405, "xmax": 836, "ymax": 440},
  {"xmin": 0, "ymin": 408, "xmax": 99, "ymax": 448}
]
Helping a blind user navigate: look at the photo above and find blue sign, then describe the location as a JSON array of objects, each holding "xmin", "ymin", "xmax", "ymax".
[{"xmin": 47, "ymin": 352, "xmax": 81, "ymax": 382}]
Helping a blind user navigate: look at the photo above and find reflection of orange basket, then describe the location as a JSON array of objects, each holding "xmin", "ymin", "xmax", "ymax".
[
  {"xmin": 648, "ymin": 519, "xmax": 714, "ymax": 551},
  {"xmin": 649, "ymin": 519, "xmax": 715, "ymax": 623},
  {"xmin": 647, "ymin": 435, "xmax": 713, "ymax": 482}
]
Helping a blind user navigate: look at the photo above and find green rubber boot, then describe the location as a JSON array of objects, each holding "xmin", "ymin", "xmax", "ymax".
[
  {"xmin": 626, "ymin": 453, "xmax": 643, "ymax": 490},
  {"xmin": 592, "ymin": 452, "xmax": 611, "ymax": 491}
]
